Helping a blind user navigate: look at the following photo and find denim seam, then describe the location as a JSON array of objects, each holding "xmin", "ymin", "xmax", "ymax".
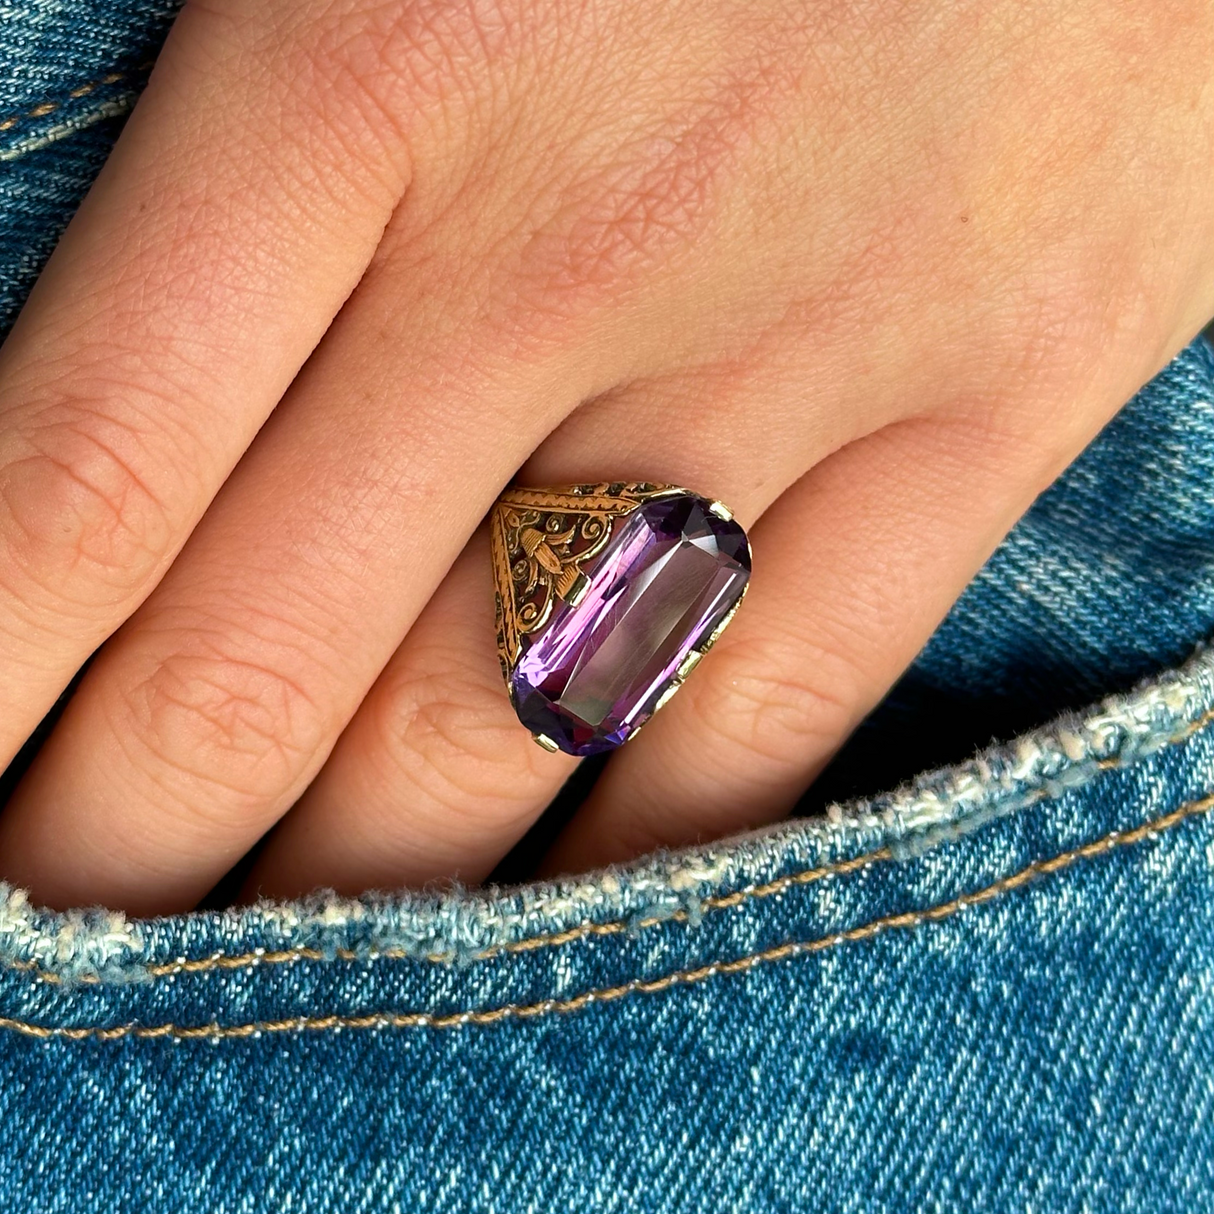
[
  {"xmin": 0, "ymin": 96, "xmax": 141, "ymax": 163},
  {"xmin": 10, "ymin": 700, "xmax": 1213, "ymax": 987},
  {"xmin": 0, "ymin": 61, "xmax": 155, "ymax": 134},
  {"xmin": 825, "ymin": 659, "xmax": 1214, "ymax": 846},
  {"xmin": 2, "ymin": 788, "xmax": 1209, "ymax": 1042},
  {"xmin": 11, "ymin": 848, "xmax": 897, "ymax": 985}
]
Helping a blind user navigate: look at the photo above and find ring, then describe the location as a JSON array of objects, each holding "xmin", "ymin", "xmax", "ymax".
[{"xmin": 491, "ymin": 482, "xmax": 752, "ymax": 756}]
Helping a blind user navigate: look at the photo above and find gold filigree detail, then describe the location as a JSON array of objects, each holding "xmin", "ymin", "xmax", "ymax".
[{"xmin": 491, "ymin": 482, "xmax": 682, "ymax": 683}]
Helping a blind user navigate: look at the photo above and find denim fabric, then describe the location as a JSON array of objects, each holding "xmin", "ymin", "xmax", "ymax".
[
  {"xmin": 1, "ymin": 645, "xmax": 1213, "ymax": 1214},
  {"xmin": 807, "ymin": 337, "xmax": 1214, "ymax": 810},
  {"xmin": 3, "ymin": 4, "xmax": 1214, "ymax": 1212},
  {"xmin": 0, "ymin": 0, "xmax": 181, "ymax": 341}
]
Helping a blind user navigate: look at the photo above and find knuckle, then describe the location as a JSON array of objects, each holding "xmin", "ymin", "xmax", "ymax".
[
  {"xmin": 264, "ymin": 0, "xmax": 537, "ymax": 221},
  {"xmin": 513, "ymin": 110, "xmax": 745, "ymax": 315},
  {"xmin": 374, "ymin": 659, "xmax": 552, "ymax": 820},
  {"xmin": 681, "ymin": 635, "xmax": 858, "ymax": 768},
  {"xmin": 507, "ymin": 49, "xmax": 789, "ymax": 323},
  {"xmin": 290, "ymin": 0, "xmax": 523, "ymax": 134},
  {"xmin": 0, "ymin": 403, "xmax": 177, "ymax": 604},
  {"xmin": 114, "ymin": 638, "xmax": 328, "ymax": 815}
]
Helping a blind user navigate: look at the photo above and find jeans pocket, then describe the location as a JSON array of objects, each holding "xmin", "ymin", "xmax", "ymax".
[{"xmin": 1, "ymin": 643, "xmax": 1213, "ymax": 1212}]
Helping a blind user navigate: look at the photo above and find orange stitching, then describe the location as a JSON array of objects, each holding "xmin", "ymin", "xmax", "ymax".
[
  {"xmin": 7, "ymin": 845, "xmax": 896, "ymax": 985},
  {"xmin": 2, "ymin": 789, "xmax": 1210, "ymax": 1042},
  {"xmin": 9, "ymin": 701, "xmax": 1214, "ymax": 986},
  {"xmin": 0, "ymin": 62, "xmax": 155, "ymax": 135}
]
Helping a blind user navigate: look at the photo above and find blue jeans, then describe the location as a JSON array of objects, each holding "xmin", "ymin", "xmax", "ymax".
[{"xmin": 3, "ymin": 5, "xmax": 1214, "ymax": 1211}]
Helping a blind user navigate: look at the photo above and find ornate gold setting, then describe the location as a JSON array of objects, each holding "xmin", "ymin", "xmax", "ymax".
[{"xmin": 490, "ymin": 482, "xmax": 683, "ymax": 683}]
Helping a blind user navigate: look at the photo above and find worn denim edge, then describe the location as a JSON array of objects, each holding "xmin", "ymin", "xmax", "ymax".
[{"xmin": 1, "ymin": 640, "xmax": 1211, "ymax": 982}]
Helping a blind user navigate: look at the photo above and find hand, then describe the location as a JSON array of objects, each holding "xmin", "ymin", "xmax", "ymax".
[{"xmin": 0, "ymin": 0, "xmax": 1210, "ymax": 914}]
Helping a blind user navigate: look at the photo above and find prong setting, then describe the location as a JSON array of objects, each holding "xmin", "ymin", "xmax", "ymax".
[
  {"xmin": 653, "ymin": 679, "xmax": 684, "ymax": 714},
  {"xmin": 676, "ymin": 648, "xmax": 704, "ymax": 681},
  {"xmin": 561, "ymin": 570, "xmax": 591, "ymax": 607},
  {"xmin": 532, "ymin": 733, "xmax": 561, "ymax": 753},
  {"xmin": 708, "ymin": 500, "xmax": 734, "ymax": 521}
]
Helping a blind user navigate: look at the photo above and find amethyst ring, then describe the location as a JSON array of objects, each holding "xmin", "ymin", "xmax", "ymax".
[{"xmin": 491, "ymin": 482, "xmax": 752, "ymax": 757}]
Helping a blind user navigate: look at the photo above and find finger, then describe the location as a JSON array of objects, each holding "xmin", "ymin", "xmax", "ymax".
[
  {"xmin": 0, "ymin": 3, "xmax": 872, "ymax": 913},
  {"xmin": 0, "ymin": 237, "xmax": 605, "ymax": 915},
  {"xmin": 240, "ymin": 535, "xmax": 579, "ymax": 899},
  {"xmin": 232, "ymin": 290, "xmax": 1167, "ymax": 903},
  {"xmin": 238, "ymin": 342, "xmax": 909, "ymax": 901},
  {"xmin": 539, "ymin": 406, "xmax": 1113, "ymax": 876},
  {"xmin": 0, "ymin": 0, "xmax": 419, "ymax": 764}
]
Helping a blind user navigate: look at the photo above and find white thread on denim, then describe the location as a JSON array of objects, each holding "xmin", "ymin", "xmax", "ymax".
[{"xmin": 838, "ymin": 647, "xmax": 1214, "ymax": 859}]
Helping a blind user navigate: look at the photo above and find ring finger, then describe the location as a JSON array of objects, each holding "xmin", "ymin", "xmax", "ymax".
[
  {"xmin": 239, "ymin": 352, "xmax": 924, "ymax": 900},
  {"xmin": 244, "ymin": 337, "xmax": 1138, "ymax": 900},
  {"xmin": 542, "ymin": 408, "xmax": 1070, "ymax": 875}
]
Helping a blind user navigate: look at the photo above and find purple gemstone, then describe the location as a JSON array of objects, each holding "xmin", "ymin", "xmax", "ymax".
[{"xmin": 510, "ymin": 493, "xmax": 751, "ymax": 756}]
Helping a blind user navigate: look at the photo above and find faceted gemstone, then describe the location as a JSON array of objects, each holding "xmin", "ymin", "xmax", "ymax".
[{"xmin": 510, "ymin": 492, "xmax": 751, "ymax": 756}]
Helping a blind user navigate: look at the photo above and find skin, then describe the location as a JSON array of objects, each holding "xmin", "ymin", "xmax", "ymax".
[{"xmin": 0, "ymin": 0, "xmax": 1210, "ymax": 914}]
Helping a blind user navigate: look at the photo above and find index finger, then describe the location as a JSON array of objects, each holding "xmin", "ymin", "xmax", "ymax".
[{"xmin": 0, "ymin": 0, "xmax": 418, "ymax": 765}]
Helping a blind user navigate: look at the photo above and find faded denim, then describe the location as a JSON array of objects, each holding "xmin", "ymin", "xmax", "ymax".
[{"xmin": 4, "ymin": 3, "xmax": 1214, "ymax": 1211}]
